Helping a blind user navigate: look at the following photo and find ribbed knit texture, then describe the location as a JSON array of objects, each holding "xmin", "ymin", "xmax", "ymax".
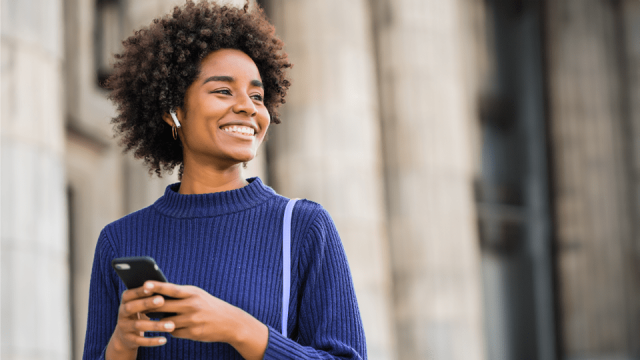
[{"xmin": 82, "ymin": 177, "xmax": 367, "ymax": 360}]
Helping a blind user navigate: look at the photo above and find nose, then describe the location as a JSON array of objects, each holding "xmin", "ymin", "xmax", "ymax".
[{"xmin": 232, "ymin": 93, "xmax": 257, "ymax": 116}]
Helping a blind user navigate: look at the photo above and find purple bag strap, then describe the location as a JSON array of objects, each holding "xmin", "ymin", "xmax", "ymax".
[{"xmin": 282, "ymin": 198, "xmax": 299, "ymax": 338}]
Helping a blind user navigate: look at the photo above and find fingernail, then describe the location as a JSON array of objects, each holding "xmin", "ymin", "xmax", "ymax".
[
  {"xmin": 143, "ymin": 289, "xmax": 150, "ymax": 294},
  {"xmin": 164, "ymin": 322, "xmax": 174, "ymax": 330},
  {"xmin": 153, "ymin": 297, "xmax": 162, "ymax": 305},
  {"xmin": 146, "ymin": 282, "xmax": 154, "ymax": 289},
  {"xmin": 158, "ymin": 337, "xmax": 166, "ymax": 344}
]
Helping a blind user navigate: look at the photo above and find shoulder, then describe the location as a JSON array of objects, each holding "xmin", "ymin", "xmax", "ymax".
[
  {"xmin": 295, "ymin": 200, "xmax": 335, "ymax": 230},
  {"xmin": 281, "ymin": 198, "xmax": 333, "ymax": 234},
  {"xmin": 270, "ymin": 196, "xmax": 337, "ymax": 245},
  {"xmin": 291, "ymin": 201, "xmax": 351, "ymax": 284},
  {"xmin": 98, "ymin": 205, "xmax": 157, "ymax": 253},
  {"xmin": 291, "ymin": 198, "xmax": 325, "ymax": 222},
  {"xmin": 263, "ymin": 190, "xmax": 327, "ymax": 225},
  {"xmin": 287, "ymin": 199, "xmax": 340, "ymax": 251},
  {"xmin": 103, "ymin": 205, "xmax": 156, "ymax": 233}
]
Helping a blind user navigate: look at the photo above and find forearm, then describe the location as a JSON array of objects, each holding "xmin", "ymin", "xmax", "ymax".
[{"xmin": 227, "ymin": 308, "xmax": 269, "ymax": 360}]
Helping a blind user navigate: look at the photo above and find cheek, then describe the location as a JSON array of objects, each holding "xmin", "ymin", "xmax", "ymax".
[
  {"xmin": 181, "ymin": 118, "xmax": 211, "ymax": 147},
  {"xmin": 260, "ymin": 110, "xmax": 271, "ymax": 131}
]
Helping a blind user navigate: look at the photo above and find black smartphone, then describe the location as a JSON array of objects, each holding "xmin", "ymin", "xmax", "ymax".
[{"xmin": 111, "ymin": 256, "xmax": 176, "ymax": 319}]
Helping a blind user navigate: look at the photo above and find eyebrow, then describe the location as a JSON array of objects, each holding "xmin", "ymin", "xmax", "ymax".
[{"xmin": 202, "ymin": 76, "xmax": 263, "ymax": 88}]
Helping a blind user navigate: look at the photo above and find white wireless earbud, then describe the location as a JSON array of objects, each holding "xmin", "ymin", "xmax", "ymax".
[{"xmin": 170, "ymin": 110, "xmax": 182, "ymax": 128}]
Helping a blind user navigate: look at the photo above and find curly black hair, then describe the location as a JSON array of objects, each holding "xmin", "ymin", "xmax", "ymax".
[{"xmin": 107, "ymin": 1, "xmax": 291, "ymax": 177}]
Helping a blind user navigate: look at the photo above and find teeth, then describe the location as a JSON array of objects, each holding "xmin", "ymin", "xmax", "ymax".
[{"xmin": 223, "ymin": 126, "xmax": 255, "ymax": 135}]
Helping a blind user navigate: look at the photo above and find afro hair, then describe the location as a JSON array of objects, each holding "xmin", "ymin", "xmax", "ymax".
[{"xmin": 107, "ymin": 1, "xmax": 291, "ymax": 177}]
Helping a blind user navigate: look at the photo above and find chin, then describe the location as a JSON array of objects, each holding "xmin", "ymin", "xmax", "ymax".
[{"xmin": 229, "ymin": 152, "xmax": 256, "ymax": 164}]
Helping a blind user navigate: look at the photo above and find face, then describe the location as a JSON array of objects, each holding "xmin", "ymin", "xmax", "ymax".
[{"xmin": 166, "ymin": 49, "xmax": 270, "ymax": 169}]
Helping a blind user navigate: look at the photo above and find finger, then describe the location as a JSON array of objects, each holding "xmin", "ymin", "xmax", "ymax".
[
  {"xmin": 169, "ymin": 328, "xmax": 191, "ymax": 339},
  {"xmin": 125, "ymin": 333, "xmax": 167, "ymax": 347},
  {"xmin": 120, "ymin": 295, "xmax": 165, "ymax": 318},
  {"xmin": 160, "ymin": 314, "xmax": 192, "ymax": 330},
  {"xmin": 121, "ymin": 286, "xmax": 154, "ymax": 303},
  {"xmin": 152, "ymin": 298, "xmax": 191, "ymax": 314},
  {"xmin": 144, "ymin": 281, "xmax": 194, "ymax": 299},
  {"xmin": 168, "ymin": 319, "xmax": 204, "ymax": 340},
  {"xmin": 121, "ymin": 319, "xmax": 175, "ymax": 334},
  {"xmin": 169, "ymin": 324, "xmax": 208, "ymax": 341}
]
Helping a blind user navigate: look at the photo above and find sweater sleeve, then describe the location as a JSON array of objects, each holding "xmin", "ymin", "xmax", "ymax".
[
  {"xmin": 262, "ymin": 207, "xmax": 367, "ymax": 360},
  {"xmin": 82, "ymin": 229, "xmax": 121, "ymax": 360}
]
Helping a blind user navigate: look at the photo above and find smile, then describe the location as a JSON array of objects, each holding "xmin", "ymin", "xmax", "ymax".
[{"xmin": 220, "ymin": 125, "xmax": 255, "ymax": 136}]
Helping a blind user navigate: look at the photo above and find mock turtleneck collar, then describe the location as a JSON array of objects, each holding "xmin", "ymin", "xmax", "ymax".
[{"xmin": 152, "ymin": 177, "xmax": 276, "ymax": 218}]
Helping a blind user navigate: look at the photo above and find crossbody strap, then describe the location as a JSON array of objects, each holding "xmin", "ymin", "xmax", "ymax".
[{"xmin": 282, "ymin": 198, "xmax": 299, "ymax": 338}]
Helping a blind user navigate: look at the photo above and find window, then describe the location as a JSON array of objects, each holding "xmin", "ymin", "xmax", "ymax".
[{"xmin": 95, "ymin": 0, "xmax": 122, "ymax": 88}]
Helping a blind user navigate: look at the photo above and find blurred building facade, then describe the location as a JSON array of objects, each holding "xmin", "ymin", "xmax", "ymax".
[{"xmin": 2, "ymin": 0, "xmax": 640, "ymax": 359}]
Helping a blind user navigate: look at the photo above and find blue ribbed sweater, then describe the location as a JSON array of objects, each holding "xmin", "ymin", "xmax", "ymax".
[{"xmin": 82, "ymin": 177, "xmax": 367, "ymax": 359}]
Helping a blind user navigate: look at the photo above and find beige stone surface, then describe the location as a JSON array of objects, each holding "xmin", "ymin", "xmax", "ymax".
[
  {"xmin": 621, "ymin": 1, "xmax": 640, "ymax": 353},
  {"xmin": 65, "ymin": 0, "xmax": 116, "ymax": 140},
  {"xmin": 371, "ymin": 0, "xmax": 485, "ymax": 359},
  {"xmin": 267, "ymin": 1, "xmax": 396, "ymax": 358},
  {"xmin": 1, "ymin": 41, "xmax": 65, "ymax": 156},
  {"xmin": 546, "ymin": 0, "xmax": 638, "ymax": 355},
  {"xmin": 1, "ymin": 0, "xmax": 69, "ymax": 358},
  {"xmin": 65, "ymin": 135, "xmax": 123, "ymax": 358},
  {"xmin": 2, "ymin": 0, "xmax": 637, "ymax": 358}
]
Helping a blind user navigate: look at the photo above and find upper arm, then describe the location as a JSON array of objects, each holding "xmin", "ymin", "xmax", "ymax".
[
  {"xmin": 295, "ymin": 207, "xmax": 367, "ymax": 358},
  {"xmin": 82, "ymin": 230, "xmax": 121, "ymax": 360}
]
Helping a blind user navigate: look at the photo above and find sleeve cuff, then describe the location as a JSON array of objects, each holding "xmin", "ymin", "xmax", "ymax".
[{"xmin": 262, "ymin": 325, "xmax": 310, "ymax": 360}]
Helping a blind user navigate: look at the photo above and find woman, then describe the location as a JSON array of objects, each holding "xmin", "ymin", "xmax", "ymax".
[{"xmin": 82, "ymin": 1, "xmax": 366, "ymax": 360}]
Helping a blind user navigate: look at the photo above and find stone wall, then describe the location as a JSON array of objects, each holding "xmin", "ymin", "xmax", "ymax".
[
  {"xmin": 11, "ymin": 0, "xmax": 640, "ymax": 359},
  {"xmin": 1, "ymin": 0, "xmax": 70, "ymax": 358},
  {"xmin": 266, "ymin": 1, "xmax": 396, "ymax": 358},
  {"xmin": 621, "ymin": 1, "xmax": 640, "ymax": 354},
  {"xmin": 369, "ymin": 0, "xmax": 485, "ymax": 358},
  {"xmin": 546, "ymin": 0, "xmax": 640, "ymax": 357}
]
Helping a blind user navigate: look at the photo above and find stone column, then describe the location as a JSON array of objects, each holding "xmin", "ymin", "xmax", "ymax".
[
  {"xmin": 1, "ymin": 0, "xmax": 70, "ymax": 359},
  {"xmin": 546, "ymin": 0, "xmax": 638, "ymax": 356},
  {"xmin": 370, "ymin": 0, "xmax": 485, "ymax": 359},
  {"xmin": 266, "ymin": 1, "xmax": 396, "ymax": 359},
  {"xmin": 621, "ymin": 1, "xmax": 640, "ymax": 353}
]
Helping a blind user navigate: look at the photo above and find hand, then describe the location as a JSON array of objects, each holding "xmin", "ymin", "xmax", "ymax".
[
  {"xmin": 145, "ymin": 281, "xmax": 268, "ymax": 360},
  {"xmin": 105, "ymin": 285, "xmax": 175, "ymax": 359}
]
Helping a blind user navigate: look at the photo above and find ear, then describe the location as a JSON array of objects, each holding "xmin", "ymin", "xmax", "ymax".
[
  {"xmin": 162, "ymin": 112, "xmax": 174, "ymax": 127},
  {"xmin": 162, "ymin": 108, "xmax": 183, "ymax": 127}
]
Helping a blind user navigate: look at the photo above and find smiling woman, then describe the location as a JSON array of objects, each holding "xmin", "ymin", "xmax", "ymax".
[
  {"xmin": 82, "ymin": 1, "xmax": 367, "ymax": 360},
  {"xmin": 106, "ymin": 0, "xmax": 291, "ymax": 180},
  {"xmin": 165, "ymin": 49, "xmax": 271, "ymax": 191}
]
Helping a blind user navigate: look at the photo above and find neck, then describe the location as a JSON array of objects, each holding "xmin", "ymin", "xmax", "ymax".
[{"xmin": 179, "ymin": 159, "xmax": 247, "ymax": 195}]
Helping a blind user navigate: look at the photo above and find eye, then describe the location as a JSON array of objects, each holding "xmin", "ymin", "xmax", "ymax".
[
  {"xmin": 251, "ymin": 94, "xmax": 264, "ymax": 102},
  {"xmin": 211, "ymin": 89, "xmax": 231, "ymax": 95}
]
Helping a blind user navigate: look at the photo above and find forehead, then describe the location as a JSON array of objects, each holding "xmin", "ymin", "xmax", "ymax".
[{"xmin": 198, "ymin": 49, "xmax": 262, "ymax": 81}]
